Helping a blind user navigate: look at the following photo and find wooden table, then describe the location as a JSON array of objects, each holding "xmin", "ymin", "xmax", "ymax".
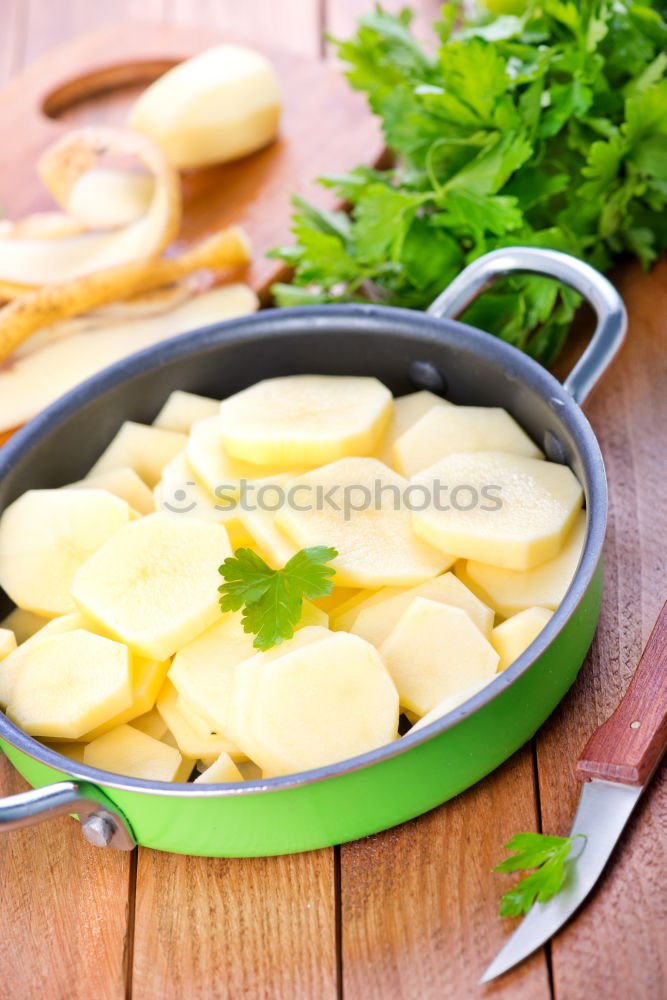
[{"xmin": 0, "ymin": 3, "xmax": 665, "ymax": 998}]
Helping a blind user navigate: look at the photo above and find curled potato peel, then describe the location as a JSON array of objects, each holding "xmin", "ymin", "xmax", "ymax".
[
  {"xmin": 0, "ymin": 127, "xmax": 181, "ymax": 286},
  {"xmin": 0, "ymin": 225, "xmax": 250, "ymax": 361}
]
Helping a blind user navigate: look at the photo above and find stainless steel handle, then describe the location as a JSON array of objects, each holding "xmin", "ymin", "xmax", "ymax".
[
  {"xmin": 0, "ymin": 779, "xmax": 136, "ymax": 850},
  {"xmin": 427, "ymin": 247, "xmax": 627, "ymax": 404}
]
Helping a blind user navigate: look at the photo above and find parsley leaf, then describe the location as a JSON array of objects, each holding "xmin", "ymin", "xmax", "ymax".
[
  {"xmin": 271, "ymin": 1, "xmax": 667, "ymax": 365},
  {"xmin": 495, "ymin": 831, "xmax": 587, "ymax": 917},
  {"xmin": 218, "ymin": 546, "xmax": 338, "ymax": 652}
]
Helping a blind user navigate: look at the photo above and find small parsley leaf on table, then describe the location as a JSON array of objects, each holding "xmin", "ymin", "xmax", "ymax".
[
  {"xmin": 218, "ymin": 546, "xmax": 338, "ymax": 652},
  {"xmin": 495, "ymin": 832, "xmax": 587, "ymax": 917}
]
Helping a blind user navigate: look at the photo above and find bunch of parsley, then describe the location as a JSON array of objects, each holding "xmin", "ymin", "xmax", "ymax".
[{"xmin": 270, "ymin": 1, "xmax": 667, "ymax": 363}]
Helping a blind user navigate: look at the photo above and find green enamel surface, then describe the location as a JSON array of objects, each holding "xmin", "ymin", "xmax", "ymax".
[{"xmin": 1, "ymin": 564, "xmax": 602, "ymax": 857}]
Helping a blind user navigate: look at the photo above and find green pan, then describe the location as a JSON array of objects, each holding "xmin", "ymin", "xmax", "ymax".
[{"xmin": 0, "ymin": 248, "xmax": 626, "ymax": 856}]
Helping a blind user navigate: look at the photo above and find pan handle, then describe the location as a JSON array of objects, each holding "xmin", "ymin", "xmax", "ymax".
[
  {"xmin": 426, "ymin": 247, "xmax": 627, "ymax": 405},
  {"xmin": 0, "ymin": 779, "xmax": 136, "ymax": 850}
]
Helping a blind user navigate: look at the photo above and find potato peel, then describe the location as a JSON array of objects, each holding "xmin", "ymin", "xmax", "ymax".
[
  {"xmin": 0, "ymin": 225, "xmax": 251, "ymax": 361},
  {"xmin": 0, "ymin": 127, "xmax": 181, "ymax": 286}
]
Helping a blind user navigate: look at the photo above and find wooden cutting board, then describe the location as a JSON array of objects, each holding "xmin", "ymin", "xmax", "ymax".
[{"xmin": 0, "ymin": 21, "xmax": 384, "ymax": 296}]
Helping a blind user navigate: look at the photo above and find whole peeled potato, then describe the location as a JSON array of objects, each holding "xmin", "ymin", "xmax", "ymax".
[{"xmin": 128, "ymin": 45, "xmax": 281, "ymax": 170}]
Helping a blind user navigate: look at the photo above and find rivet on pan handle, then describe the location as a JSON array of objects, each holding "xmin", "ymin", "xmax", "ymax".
[
  {"xmin": 0, "ymin": 779, "xmax": 136, "ymax": 850},
  {"xmin": 426, "ymin": 247, "xmax": 627, "ymax": 405}
]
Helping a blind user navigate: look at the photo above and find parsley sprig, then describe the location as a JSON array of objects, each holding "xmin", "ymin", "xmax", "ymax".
[
  {"xmin": 218, "ymin": 546, "xmax": 338, "ymax": 652},
  {"xmin": 495, "ymin": 832, "xmax": 587, "ymax": 917},
  {"xmin": 270, "ymin": 1, "xmax": 667, "ymax": 364}
]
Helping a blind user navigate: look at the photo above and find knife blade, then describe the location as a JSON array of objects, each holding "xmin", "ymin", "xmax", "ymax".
[{"xmin": 481, "ymin": 601, "xmax": 667, "ymax": 984}]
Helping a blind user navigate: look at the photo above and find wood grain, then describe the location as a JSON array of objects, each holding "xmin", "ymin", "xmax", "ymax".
[
  {"xmin": 21, "ymin": 0, "xmax": 168, "ymax": 64},
  {"xmin": 0, "ymin": 757, "xmax": 132, "ymax": 1000},
  {"xmin": 535, "ymin": 257, "xmax": 667, "ymax": 999},
  {"xmin": 340, "ymin": 749, "xmax": 550, "ymax": 1000},
  {"xmin": 132, "ymin": 847, "xmax": 338, "ymax": 1000},
  {"xmin": 167, "ymin": 0, "xmax": 324, "ymax": 59},
  {"xmin": 0, "ymin": 0, "xmax": 26, "ymax": 86}
]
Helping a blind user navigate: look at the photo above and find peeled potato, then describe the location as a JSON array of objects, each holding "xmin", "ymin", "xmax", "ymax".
[
  {"xmin": 277, "ymin": 457, "xmax": 451, "ymax": 587},
  {"xmin": 130, "ymin": 705, "xmax": 169, "ymax": 741},
  {"xmin": 393, "ymin": 405, "xmax": 543, "ymax": 477},
  {"xmin": 7, "ymin": 630, "xmax": 132, "ymax": 739},
  {"xmin": 218, "ymin": 375, "xmax": 393, "ymax": 467},
  {"xmin": 0, "ymin": 612, "xmax": 92, "ymax": 708},
  {"xmin": 78, "ymin": 655, "xmax": 170, "ymax": 741},
  {"xmin": 128, "ymin": 44, "xmax": 281, "ymax": 170},
  {"xmin": 226, "ymin": 629, "xmax": 399, "ymax": 777},
  {"xmin": 156, "ymin": 679, "xmax": 245, "ymax": 760},
  {"xmin": 379, "ymin": 598, "xmax": 499, "ymax": 717},
  {"xmin": 350, "ymin": 571, "xmax": 494, "ymax": 647},
  {"xmin": 68, "ymin": 467, "xmax": 155, "ymax": 516},
  {"xmin": 0, "ymin": 628, "xmax": 16, "ymax": 659},
  {"xmin": 411, "ymin": 451, "xmax": 583, "ymax": 571},
  {"xmin": 153, "ymin": 390, "xmax": 219, "ymax": 433},
  {"xmin": 409, "ymin": 677, "xmax": 496, "ymax": 734},
  {"xmin": 491, "ymin": 606, "xmax": 553, "ymax": 671},
  {"xmin": 0, "ymin": 488, "xmax": 131, "ymax": 616},
  {"xmin": 88, "ymin": 422, "xmax": 186, "ymax": 489},
  {"xmin": 375, "ymin": 390, "xmax": 448, "ymax": 467},
  {"xmin": 466, "ymin": 510, "xmax": 587, "ymax": 617},
  {"xmin": 0, "ymin": 608, "xmax": 49, "ymax": 644},
  {"xmin": 194, "ymin": 751, "xmax": 245, "ymax": 784},
  {"xmin": 84, "ymin": 723, "xmax": 192, "ymax": 782},
  {"xmin": 185, "ymin": 415, "xmax": 301, "ymax": 498},
  {"xmin": 71, "ymin": 513, "xmax": 233, "ymax": 660}
]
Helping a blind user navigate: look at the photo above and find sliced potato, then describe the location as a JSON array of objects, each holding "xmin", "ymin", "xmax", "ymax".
[
  {"xmin": 409, "ymin": 677, "xmax": 496, "ymax": 733},
  {"xmin": 277, "ymin": 457, "xmax": 451, "ymax": 587},
  {"xmin": 72, "ymin": 513, "xmax": 233, "ymax": 660},
  {"xmin": 194, "ymin": 751, "xmax": 245, "ymax": 783},
  {"xmin": 411, "ymin": 451, "xmax": 583, "ymax": 571},
  {"xmin": 44, "ymin": 741, "xmax": 87, "ymax": 764},
  {"xmin": 7, "ymin": 630, "xmax": 132, "ymax": 739},
  {"xmin": 466, "ymin": 510, "xmax": 587, "ymax": 617},
  {"xmin": 226, "ymin": 629, "xmax": 399, "ymax": 777},
  {"xmin": 218, "ymin": 375, "xmax": 393, "ymax": 467},
  {"xmin": 153, "ymin": 389, "xmax": 219, "ymax": 433},
  {"xmin": 88, "ymin": 422, "xmax": 186, "ymax": 489},
  {"xmin": 79, "ymin": 656, "xmax": 170, "ymax": 741},
  {"xmin": 168, "ymin": 605, "xmax": 324, "ymax": 736},
  {"xmin": 0, "ymin": 608, "xmax": 49, "ymax": 644},
  {"xmin": 394, "ymin": 405, "xmax": 543, "ymax": 477},
  {"xmin": 0, "ymin": 627, "xmax": 16, "ymax": 659},
  {"xmin": 491, "ymin": 606, "xmax": 553, "ymax": 671},
  {"xmin": 156, "ymin": 679, "xmax": 245, "ymax": 760},
  {"xmin": 375, "ymin": 390, "xmax": 448, "ymax": 467},
  {"xmin": 0, "ymin": 488, "xmax": 131, "ymax": 616},
  {"xmin": 69, "ymin": 467, "xmax": 155, "ymax": 516},
  {"xmin": 84, "ymin": 723, "xmax": 192, "ymax": 782},
  {"xmin": 379, "ymin": 598, "xmax": 499, "ymax": 717},
  {"xmin": 0, "ymin": 612, "xmax": 92, "ymax": 708},
  {"xmin": 329, "ymin": 589, "xmax": 380, "ymax": 632},
  {"xmin": 311, "ymin": 586, "xmax": 361, "ymax": 615},
  {"xmin": 130, "ymin": 705, "xmax": 169, "ymax": 741},
  {"xmin": 350, "ymin": 571, "xmax": 494, "ymax": 647}
]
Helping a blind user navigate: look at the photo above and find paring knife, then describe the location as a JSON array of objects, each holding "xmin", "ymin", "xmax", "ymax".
[{"xmin": 481, "ymin": 601, "xmax": 667, "ymax": 984}]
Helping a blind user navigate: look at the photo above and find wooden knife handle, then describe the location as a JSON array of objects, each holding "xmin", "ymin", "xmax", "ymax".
[{"xmin": 576, "ymin": 602, "xmax": 667, "ymax": 786}]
